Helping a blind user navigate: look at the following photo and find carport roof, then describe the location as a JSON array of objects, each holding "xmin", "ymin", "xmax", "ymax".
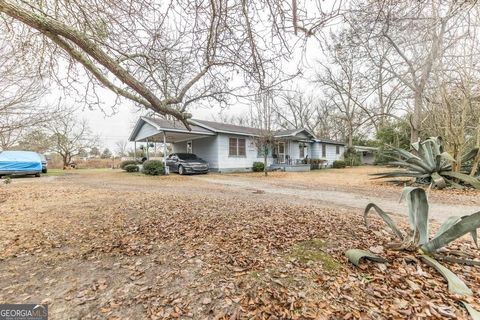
[{"xmin": 129, "ymin": 117, "xmax": 215, "ymax": 143}]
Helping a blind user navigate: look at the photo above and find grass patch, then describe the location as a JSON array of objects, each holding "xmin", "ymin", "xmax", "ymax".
[
  {"xmin": 288, "ymin": 239, "xmax": 340, "ymax": 271},
  {"xmin": 44, "ymin": 169, "xmax": 67, "ymax": 176}
]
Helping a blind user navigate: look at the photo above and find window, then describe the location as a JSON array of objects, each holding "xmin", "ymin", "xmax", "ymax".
[
  {"xmin": 229, "ymin": 137, "xmax": 246, "ymax": 156},
  {"xmin": 322, "ymin": 143, "xmax": 326, "ymax": 158},
  {"xmin": 336, "ymin": 145, "xmax": 340, "ymax": 155}
]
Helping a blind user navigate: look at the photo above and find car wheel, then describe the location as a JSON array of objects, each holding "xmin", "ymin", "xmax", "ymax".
[
  {"xmin": 42, "ymin": 169, "xmax": 47, "ymax": 173},
  {"xmin": 35, "ymin": 173, "xmax": 41, "ymax": 177},
  {"xmin": 178, "ymin": 165, "xmax": 185, "ymax": 175}
]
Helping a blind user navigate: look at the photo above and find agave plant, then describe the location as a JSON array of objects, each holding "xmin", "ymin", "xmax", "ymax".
[
  {"xmin": 346, "ymin": 187, "xmax": 480, "ymax": 317},
  {"xmin": 372, "ymin": 137, "xmax": 480, "ymax": 189}
]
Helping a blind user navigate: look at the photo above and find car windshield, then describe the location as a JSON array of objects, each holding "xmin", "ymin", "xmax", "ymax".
[{"xmin": 176, "ymin": 153, "xmax": 199, "ymax": 160}]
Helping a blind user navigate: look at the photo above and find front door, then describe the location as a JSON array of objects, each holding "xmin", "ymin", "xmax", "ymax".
[{"xmin": 277, "ymin": 142, "xmax": 286, "ymax": 163}]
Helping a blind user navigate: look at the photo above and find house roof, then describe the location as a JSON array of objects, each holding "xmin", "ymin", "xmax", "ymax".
[
  {"xmin": 130, "ymin": 116, "xmax": 345, "ymax": 145},
  {"xmin": 314, "ymin": 138, "xmax": 345, "ymax": 146},
  {"xmin": 190, "ymin": 119, "xmax": 264, "ymax": 136},
  {"xmin": 144, "ymin": 117, "xmax": 213, "ymax": 134},
  {"xmin": 128, "ymin": 117, "xmax": 214, "ymax": 143}
]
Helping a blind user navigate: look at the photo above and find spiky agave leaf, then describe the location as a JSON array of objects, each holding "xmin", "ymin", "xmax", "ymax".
[
  {"xmin": 433, "ymin": 216, "xmax": 462, "ymax": 238},
  {"xmin": 441, "ymin": 171, "xmax": 480, "ymax": 189},
  {"xmin": 399, "ymin": 187, "xmax": 429, "ymax": 245},
  {"xmin": 422, "ymin": 211, "xmax": 480, "ymax": 253},
  {"xmin": 419, "ymin": 140, "xmax": 436, "ymax": 170},
  {"xmin": 431, "ymin": 172, "xmax": 447, "ymax": 189},
  {"xmin": 433, "ymin": 216, "xmax": 478, "ymax": 248},
  {"xmin": 420, "ymin": 255, "xmax": 472, "ymax": 296},
  {"xmin": 369, "ymin": 171, "xmax": 430, "ymax": 180},
  {"xmin": 462, "ymin": 147, "xmax": 480, "ymax": 163},
  {"xmin": 345, "ymin": 249, "xmax": 387, "ymax": 266},
  {"xmin": 461, "ymin": 301, "xmax": 480, "ymax": 320},
  {"xmin": 364, "ymin": 203, "xmax": 404, "ymax": 240}
]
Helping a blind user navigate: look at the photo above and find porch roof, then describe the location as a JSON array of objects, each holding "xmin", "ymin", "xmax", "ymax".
[{"xmin": 129, "ymin": 117, "xmax": 215, "ymax": 143}]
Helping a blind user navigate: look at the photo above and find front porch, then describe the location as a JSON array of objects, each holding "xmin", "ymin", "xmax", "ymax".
[{"xmin": 269, "ymin": 163, "xmax": 311, "ymax": 172}]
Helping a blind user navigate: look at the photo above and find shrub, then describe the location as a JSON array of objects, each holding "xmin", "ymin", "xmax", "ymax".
[
  {"xmin": 332, "ymin": 160, "xmax": 346, "ymax": 168},
  {"xmin": 343, "ymin": 147, "xmax": 361, "ymax": 166},
  {"xmin": 142, "ymin": 160, "xmax": 164, "ymax": 175},
  {"xmin": 124, "ymin": 164, "xmax": 139, "ymax": 172},
  {"xmin": 120, "ymin": 160, "xmax": 138, "ymax": 170},
  {"xmin": 252, "ymin": 161, "xmax": 265, "ymax": 172}
]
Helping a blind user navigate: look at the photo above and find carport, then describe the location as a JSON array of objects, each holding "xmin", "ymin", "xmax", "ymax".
[{"xmin": 128, "ymin": 117, "xmax": 215, "ymax": 166}]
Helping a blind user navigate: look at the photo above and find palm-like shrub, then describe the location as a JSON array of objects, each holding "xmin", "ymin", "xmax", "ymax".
[
  {"xmin": 346, "ymin": 187, "xmax": 480, "ymax": 316},
  {"xmin": 372, "ymin": 137, "xmax": 480, "ymax": 189}
]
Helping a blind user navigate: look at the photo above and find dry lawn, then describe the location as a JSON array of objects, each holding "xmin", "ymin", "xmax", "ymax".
[{"xmin": 0, "ymin": 169, "xmax": 479, "ymax": 319}]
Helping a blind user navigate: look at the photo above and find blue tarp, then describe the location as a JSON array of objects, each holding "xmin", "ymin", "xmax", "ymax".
[{"xmin": 0, "ymin": 151, "xmax": 42, "ymax": 173}]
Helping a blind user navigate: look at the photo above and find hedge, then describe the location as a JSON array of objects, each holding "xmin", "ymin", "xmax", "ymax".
[
  {"xmin": 120, "ymin": 160, "xmax": 138, "ymax": 170},
  {"xmin": 252, "ymin": 161, "xmax": 265, "ymax": 172},
  {"xmin": 142, "ymin": 160, "xmax": 164, "ymax": 175},
  {"xmin": 124, "ymin": 164, "xmax": 139, "ymax": 172},
  {"xmin": 332, "ymin": 160, "xmax": 346, "ymax": 168}
]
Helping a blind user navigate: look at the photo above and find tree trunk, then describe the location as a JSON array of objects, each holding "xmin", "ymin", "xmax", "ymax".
[
  {"xmin": 263, "ymin": 149, "xmax": 268, "ymax": 177},
  {"xmin": 470, "ymin": 122, "xmax": 480, "ymax": 176},
  {"xmin": 62, "ymin": 155, "xmax": 69, "ymax": 168},
  {"xmin": 470, "ymin": 150, "xmax": 480, "ymax": 176},
  {"xmin": 410, "ymin": 92, "xmax": 423, "ymax": 146}
]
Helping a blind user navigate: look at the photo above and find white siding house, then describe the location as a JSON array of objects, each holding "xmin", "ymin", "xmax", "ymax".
[{"xmin": 129, "ymin": 117, "xmax": 345, "ymax": 172}]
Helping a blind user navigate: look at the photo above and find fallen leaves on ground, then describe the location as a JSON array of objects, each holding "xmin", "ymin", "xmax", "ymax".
[{"xmin": 0, "ymin": 171, "xmax": 478, "ymax": 319}]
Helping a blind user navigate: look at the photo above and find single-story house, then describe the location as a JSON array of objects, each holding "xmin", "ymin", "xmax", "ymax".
[{"xmin": 129, "ymin": 116, "xmax": 345, "ymax": 172}]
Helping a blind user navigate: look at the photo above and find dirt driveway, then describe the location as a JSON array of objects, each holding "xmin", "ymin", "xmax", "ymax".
[
  {"xmin": 192, "ymin": 167, "xmax": 480, "ymax": 222},
  {"xmin": 0, "ymin": 168, "xmax": 479, "ymax": 319}
]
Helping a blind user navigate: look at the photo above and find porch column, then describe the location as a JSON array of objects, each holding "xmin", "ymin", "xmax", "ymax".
[
  {"xmin": 146, "ymin": 138, "xmax": 149, "ymax": 160},
  {"xmin": 163, "ymin": 131, "xmax": 167, "ymax": 174},
  {"xmin": 134, "ymin": 141, "xmax": 136, "ymax": 160}
]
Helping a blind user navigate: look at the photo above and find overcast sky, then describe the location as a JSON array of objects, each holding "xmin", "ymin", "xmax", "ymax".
[{"xmin": 63, "ymin": 35, "xmax": 323, "ymax": 153}]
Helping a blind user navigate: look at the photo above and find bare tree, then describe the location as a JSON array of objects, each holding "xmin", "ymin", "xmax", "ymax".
[
  {"xmin": 250, "ymin": 91, "xmax": 276, "ymax": 176},
  {"xmin": 315, "ymin": 33, "xmax": 371, "ymax": 148},
  {"xmin": 114, "ymin": 140, "xmax": 128, "ymax": 157},
  {"xmin": 0, "ymin": 0, "xmax": 344, "ymax": 127},
  {"xmin": 48, "ymin": 115, "xmax": 97, "ymax": 167},
  {"xmin": 348, "ymin": 1, "xmax": 478, "ymax": 144},
  {"xmin": 0, "ymin": 37, "xmax": 56, "ymax": 149}
]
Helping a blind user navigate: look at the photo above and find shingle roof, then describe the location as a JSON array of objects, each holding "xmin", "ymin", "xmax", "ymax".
[
  {"xmin": 143, "ymin": 117, "xmax": 212, "ymax": 134},
  {"xmin": 274, "ymin": 129, "xmax": 300, "ymax": 136},
  {"xmin": 315, "ymin": 138, "xmax": 345, "ymax": 145},
  {"xmin": 138, "ymin": 116, "xmax": 345, "ymax": 145},
  {"xmin": 190, "ymin": 119, "xmax": 264, "ymax": 136}
]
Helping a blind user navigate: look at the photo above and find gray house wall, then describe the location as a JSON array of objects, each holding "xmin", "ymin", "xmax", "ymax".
[
  {"xmin": 172, "ymin": 136, "xmax": 220, "ymax": 170},
  {"xmin": 216, "ymin": 134, "xmax": 265, "ymax": 172},
  {"xmin": 310, "ymin": 142, "xmax": 344, "ymax": 166}
]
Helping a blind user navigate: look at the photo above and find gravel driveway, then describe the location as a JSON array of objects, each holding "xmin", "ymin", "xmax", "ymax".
[{"xmin": 193, "ymin": 173, "xmax": 480, "ymax": 222}]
